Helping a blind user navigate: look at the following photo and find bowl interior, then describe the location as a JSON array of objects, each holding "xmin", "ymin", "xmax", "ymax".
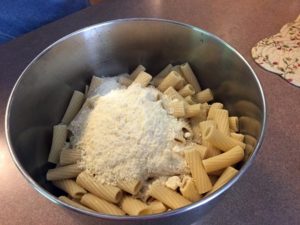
[{"xmin": 6, "ymin": 19, "xmax": 265, "ymax": 211}]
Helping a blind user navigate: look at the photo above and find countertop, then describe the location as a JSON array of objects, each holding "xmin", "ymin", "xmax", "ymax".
[{"xmin": 0, "ymin": 0, "xmax": 299, "ymax": 224}]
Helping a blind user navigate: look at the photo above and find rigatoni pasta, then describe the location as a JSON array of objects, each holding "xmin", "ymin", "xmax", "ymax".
[
  {"xmin": 180, "ymin": 176, "xmax": 201, "ymax": 202},
  {"xmin": 213, "ymin": 109, "xmax": 230, "ymax": 135},
  {"xmin": 152, "ymin": 64, "xmax": 173, "ymax": 87},
  {"xmin": 145, "ymin": 201, "xmax": 167, "ymax": 214},
  {"xmin": 120, "ymin": 196, "xmax": 148, "ymax": 216},
  {"xmin": 180, "ymin": 62, "xmax": 201, "ymax": 92},
  {"xmin": 185, "ymin": 149, "xmax": 212, "ymax": 194},
  {"xmin": 87, "ymin": 76, "xmax": 102, "ymax": 97},
  {"xmin": 61, "ymin": 90, "xmax": 85, "ymax": 125},
  {"xmin": 59, "ymin": 196, "xmax": 94, "ymax": 212},
  {"xmin": 163, "ymin": 86, "xmax": 186, "ymax": 102},
  {"xmin": 46, "ymin": 63, "xmax": 251, "ymax": 215},
  {"xmin": 131, "ymin": 71, "xmax": 152, "ymax": 87},
  {"xmin": 203, "ymin": 126, "xmax": 246, "ymax": 151},
  {"xmin": 59, "ymin": 149, "xmax": 81, "ymax": 166},
  {"xmin": 148, "ymin": 182, "xmax": 191, "ymax": 209},
  {"xmin": 53, "ymin": 179, "xmax": 86, "ymax": 199},
  {"xmin": 229, "ymin": 116, "xmax": 239, "ymax": 132},
  {"xmin": 178, "ymin": 84, "xmax": 195, "ymax": 97},
  {"xmin": 166, "ymin": 100, "xmax": 185, "ymax": 117},
  {"xmin": 184, "ymin": 104, "xmax": 201, "ymax": 118},
  {"xmin": 202, "ymin": 146, "xmax": 244, "ymax": 173},
  {"xmin": 117, "ymin": 180, "xmax": 142, "ymax": 195},
  {"xmin": 157, "ymin": 71, "xmax": 183, "ymax": 92},
  {"xmin": 81, "ymin": 193, "xmax": 125, "ymax": 215},
  {"xmin": 206, "ymin": 167, "xmax": 238, "ymax": 195},
  {"xmin": 194, "ymin": 88, "xmax": 214, "ymax": 103},
  {"xmin": 76, "ymin": 172, "xmax": 122, "ymax": 204},
  {"xmin": 129, "ymin": 65, "xmax": 146, "ymax": 80},
  {"xmin": 230, "ymin": 132, "xmax": 245, "ymax": 142},
  {"xmin": 46, "ymin": 164, "xmax": 82, "ymax": 181},
  {"xmin": 48, "ymin": 124, "xmax": 68, "ymax": 164}
]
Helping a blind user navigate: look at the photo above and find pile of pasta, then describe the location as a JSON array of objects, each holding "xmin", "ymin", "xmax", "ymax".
[{"xmin": 46, "ymin": 63, "xmax": 254, "ymax": 216}]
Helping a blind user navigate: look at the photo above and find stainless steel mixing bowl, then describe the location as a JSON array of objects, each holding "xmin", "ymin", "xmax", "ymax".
[{"xmin": 5, "ymin": 18, "xmax": 266, "ymax": 225}]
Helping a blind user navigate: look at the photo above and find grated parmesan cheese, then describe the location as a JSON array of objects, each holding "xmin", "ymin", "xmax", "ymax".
[{"xmin": 69, "ymin": 80, "xmax": 189, "ymax": 185}]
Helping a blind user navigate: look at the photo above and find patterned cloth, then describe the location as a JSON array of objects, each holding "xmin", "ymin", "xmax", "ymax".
[
  {"xmin": 0, "ymin": 0, "xmax": 89, "ymax": 44},
  {"xmin": 252, "ymin": 14, "xmax": 300, "ymax": 87}
]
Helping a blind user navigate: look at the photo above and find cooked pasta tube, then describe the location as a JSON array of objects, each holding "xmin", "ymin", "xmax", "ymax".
[
  {"xmin": 194, "ymin": 88, "xmax": 214, "ymax": 103},
  {"xmin": 210, "ymin": 102, "xmax": 223, "ymax": 109},
  {"xmin": 174, "ymin": 77, "xmax": 187, "ymax": 90},
  {"xmin": 118, "ymin": 75, "xmax": 132, "ymax": 87},
  {"xmin": 207, "ymin": 108, "xmax": 217, "ymax": 120},
  {"xmin": 185, "ymin": 149, "xmax": 212, "ymax": 194},
  {"xmin": 167, "ymin": 100, "xmax": 185, "ymax": 117},
  {"xmin": 230, "ymin": 132, "xmax": 244, "ymax": 142},
  {"xmin": 207, "ymin": 167, "xmax": 238, "ymax": 195},
  {"xmin": 117, "ymin": 180, "xmax": 142, "ymax": 195},
  {"xmin": 203, "ymin": 126, "xmax": 246, "ymax": 151},
  {"xmin": 185, "ymin": 95, "xmax": 197, "ymax": 104},
  {"xmin": 129, "ymin": 65, "xmax": 146, "ymax": 80},
  {"xmin": 205, "ymin": 144, "xmax": 222, "ymax": 159},
  {"xmin": 132, "ymin": 71, "xmax": 152, "ymax": 87},
  {"xmin": 199, "ymin": 120, "xmax": 217, "ymax": 132},
  {"xmin": 61, "ymin": 90, "xmax": 85, "ymax": 125},
  {"xmin": 81, "ymin": 193, "xmax": 125, "ymax": 215},
  {"xmin": 120, "ymin": 196, "xmax": 149, "ymax": 216},
  {"xmin": 180, "ymin": 176, "xmax": 201, "ymax": 202},
  {"xmin": 59, "ymin": 149, "xmax": 81, "ymax": 166},
  {"xmin": 207, "ymin": 103, "xmax": 224, "ymax": 120},
  {"xmin": 59, "ymin": 196, "xmax": 94, "ymax": 212},
  {"xmin": 213, "ymin": 109, "xmax": 230, "ymax": 135},
  {"xmin": 244, "ymin": 134, "xmax": 257, "ymax": 147},
  {"xmin": 199, "ymin": 120, "xmax": 221, "ymax": 158},
  {"xmin": 184, "ymin": 144, "xmax": 207, "ymax": 159},
  {"xmin": 76, "ymin": 172, "xmax": 122, "ymax": 203},
  {"xmin": 229, "ymin": 116, "xmax": 239, "ymax": 132},
  {"xmin": 46, "ymin": 164, "xmax": 82, "ymax": 181},
  {"xmin": 48, "ymin": 124, "xmax": 68, "ymax": 164},
  {"xmin": 172, "ymin": 65, "xmax": 184, "ymax": 76},
  {"xmin": 157, "ymin": 71, "xmax": 182, "ymax": 92},
  {"xmin": 179, "ymin": 84, "xmax": 195, "ymax": 97},
  {"xmin": 144, "ymin": 201, "xmax": 167, "ymax": 214},
  {"xmin": 53, "ymin": 179, "xmax": 87, "ymax": 199},
  {"xmin": 152, "ymin": 64, "xmax": 173, "ymax": 87},
  {"xmin": 87, "ymin": 76, "xmax": 102, "ymax": 97},
  {"xmin": 202, "ymin": 146, "xmax": 244, "ymax": 173},
  {"xmin": 148, "ymin": 182, "xmax": 191, "ymax": 209},
  {"xmin": 180, "ymin": 63, "xmax": 201, "ymax": 92},
  {"xmin": 163, "ymin": 87, "xmax": 186, "ymax": 102},
  {"xmin": 185, "ymin": 104, "xmax": 201, "ymax": 118},
  {"xmin": 171, "ymin": 66, "xmax": 186, "ymax": 90},
  {"xmin": 174, "ymin": 77, "xmax": 186, "ymax": 91}
]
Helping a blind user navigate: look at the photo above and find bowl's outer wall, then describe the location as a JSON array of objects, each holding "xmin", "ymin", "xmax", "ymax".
[{"xmin": 6, "ymin": 20, "xmax": 265, "ymax": 225}]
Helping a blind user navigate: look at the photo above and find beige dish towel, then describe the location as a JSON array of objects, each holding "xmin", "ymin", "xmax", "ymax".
[{"xmin": 251, "ymin": 14, "xmax": 300, "ymax": 86}]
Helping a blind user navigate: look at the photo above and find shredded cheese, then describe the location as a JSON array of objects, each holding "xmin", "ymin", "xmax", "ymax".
[{"xmin": 69, "ymin": 80, "xmax": 188, "ymax": 185}]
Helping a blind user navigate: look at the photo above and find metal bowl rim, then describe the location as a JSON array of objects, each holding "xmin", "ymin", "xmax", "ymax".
[{"xmin": 5, "ymin": 17, "xmax": 267, "ymax": 220}]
